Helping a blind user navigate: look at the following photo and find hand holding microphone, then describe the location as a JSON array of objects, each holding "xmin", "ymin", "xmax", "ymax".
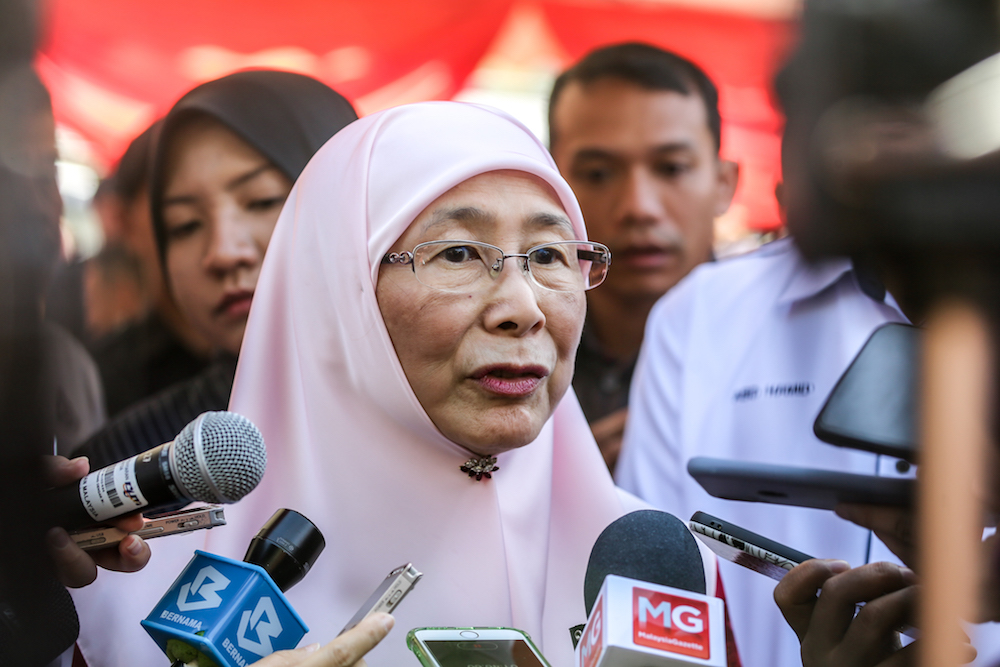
[
  {"xmin": 45, "ymin": 455, "xmax": 150, "ymax": 588},
  {"xmin": 48, "ymin": 411, "xmax": 266, "ymax": 531},
  {"xmin": 46, "ymin": 411, "xmax": 266, "ymax": 588}
]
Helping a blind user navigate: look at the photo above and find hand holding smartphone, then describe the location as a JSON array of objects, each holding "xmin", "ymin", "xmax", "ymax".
[
  {"xmin": 690, "ymin": 511, "xmax": 919, "ymax": 639},
  {"xmin": 338, "ymin": 563, "xmax": 422, "ymax": 635},
  {"xmin": 69, "ymin": 505, "xmax": 226, "ymax": 551}
]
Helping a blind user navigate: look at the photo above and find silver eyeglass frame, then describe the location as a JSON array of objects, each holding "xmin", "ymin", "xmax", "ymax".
[{"xmin": 381, "ymin": 239, "xmax": 611, "ymax": 292}]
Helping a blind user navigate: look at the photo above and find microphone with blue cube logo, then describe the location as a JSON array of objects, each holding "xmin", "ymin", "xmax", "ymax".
[{"xmin": 143, "ymin": 509, "xmax": 325, "ymax": 667}]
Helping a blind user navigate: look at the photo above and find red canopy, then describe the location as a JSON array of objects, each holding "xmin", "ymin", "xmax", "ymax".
[{"xmin": 37, "ymin": 0, "xmax": 793, "ymax": 230}]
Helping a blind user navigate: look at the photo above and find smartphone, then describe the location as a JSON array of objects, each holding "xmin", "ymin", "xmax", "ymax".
[
  {"xmin": 689, "ymin": 511, "xmax": 813, "ymax": 580},
  {"xmin": 687, "ymin": 456, "xmax": 915, "ymax": 511},
  {"xmin": 407, "ymin": 627, "xmax": 551, "ymax": 667},
  {"xmin": 338, "ymin": 563, "xmax": 422, "ymax": 635},
  {"xmin": 69, "ymin": 505, "xmax": 226, "ymax": 551},
  {"xmin": 814, "ymin": 323, "xmax": 920, "ymax": 462},
  {"xmin": 690, "ymin": 512, "xmax": 920, "ymax": 639}
]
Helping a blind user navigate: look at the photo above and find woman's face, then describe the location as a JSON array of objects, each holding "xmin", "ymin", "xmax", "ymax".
[
  {"xmin": 161, "ymin": 116, "xmax": 291, "ymax": 355},
  {"xmin": 376, "ymin": 170, "xmax": 586, "ymax": 456}
]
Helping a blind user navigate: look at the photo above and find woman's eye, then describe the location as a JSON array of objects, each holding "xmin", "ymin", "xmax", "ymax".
[
  {"xmin": 532, "ymin": 247, "xmax": 567, "ymax": 265},
  {"xmin": 440, "ymin": 245, "xmax": 481, "ymax": 263},
  {"xmin": 246, "ymin": 196, "xmax": 286, "ymax": 212},
  {"xmin": 166, "ymin": 220, "xmax": 202, "ymax": 241}
]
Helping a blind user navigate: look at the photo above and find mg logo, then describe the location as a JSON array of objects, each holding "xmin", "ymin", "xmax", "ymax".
[
  {"xmin": 632, "ymin": 587, "xmax": 710, "ymax": 660},
  {"xmin": 579, "ymin": 595, "xmax": 604, "ymax": 667},
  {"xmin": 237, "ymin": 596, "xmax": 283, "ymax": 656},
  {"xmin": 176, "ymin": 565, "xmax": 231, "ymax": 612}
]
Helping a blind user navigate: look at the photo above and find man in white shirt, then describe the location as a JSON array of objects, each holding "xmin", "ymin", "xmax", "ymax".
[
  {"xmin": 615, "ymin": 236, "xmax": 915, "ymax": 666},
  {"xmin": 548, "ymin": 43, "xmax": 738, "ymax": 468}
]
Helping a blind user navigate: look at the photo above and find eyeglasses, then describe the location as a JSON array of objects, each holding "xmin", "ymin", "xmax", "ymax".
[{"xmin": 382, "ymin": 240, "xmax": 611, "ymax": 293}]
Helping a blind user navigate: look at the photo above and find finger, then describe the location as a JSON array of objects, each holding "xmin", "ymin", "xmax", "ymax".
[
  {"xmin": 774, "ymin": 559, "xmax": 849, "ymax": 641},
  {"xmin": 810, "ymin": 562, "xmax": 915, "ymax": 654},
  {"xmin": 841, "ymin": 585, "xmax": 918, "ymax": 663},
  {"xmin": 48, "ymin": 527, "xmax": 97, "ymax": 588},
  {"xmin": 310, "ymin": 613, "xmax": 394, "ymax": 667},
  {"xmin": 91, "ymin": 535, "xmax": 150, "ymax": 574},
  {"xmin": 44, "ymin": 455, "xmax": 89, "ymax": 487},
  {"xmin": 250, "ymin": 644, "xmax": 321, "ymax": 667},
  {"xmin": 874, "ymin": 641, "xmax": 920, "ymax": 667},
  {"xmin": 836, "ymin": 505, "xmax": 916, "ymax": 566},
  {"xmin": 108, "ymin": 512, "xmax": 145, "ymax": 533}
]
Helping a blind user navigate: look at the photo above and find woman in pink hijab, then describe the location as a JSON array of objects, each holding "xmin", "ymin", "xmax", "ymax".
[
  {"xmin": 214, "ymin": 100, "xmax": 721, "ymax": 665},
  {"xmin": 72, "ymin": 101, "xmax": 721, "ymax": 667}
]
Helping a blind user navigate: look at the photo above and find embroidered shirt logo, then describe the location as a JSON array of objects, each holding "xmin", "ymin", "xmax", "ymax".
[{"xmin": 734, "ymin": 383, "xmax": 813, "ymax": 402}]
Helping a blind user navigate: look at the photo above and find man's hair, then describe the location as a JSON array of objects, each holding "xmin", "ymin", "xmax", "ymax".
[{"xmin": 548, "ymin": 42, "xmax": 721, "ymax": 152}]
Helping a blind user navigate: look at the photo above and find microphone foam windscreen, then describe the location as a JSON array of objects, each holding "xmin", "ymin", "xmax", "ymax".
[
  {"xmin": 584, "ymin": 509, "xmax": 706, "ymax": 615},
  {"xmin": 174, "ymin": 411, "xmax": 267, "ymax": 503}
]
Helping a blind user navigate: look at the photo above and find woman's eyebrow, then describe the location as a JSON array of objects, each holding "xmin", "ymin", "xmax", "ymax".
[
  {"xmin": 527, "ymin": 211, "xmax": 574, "ymax": 233},
  {"xmin": 421, "ymin": 206, "xmax": 493, "ymax": 233},
  {"xmin": 226, "ymin": 163, "xmax": 277, "ymax": 190},
  {"xmin": 162, "ymin": 163, "xmax": 277, "ymax": 208},
  {"xmin": 421, "ymin": 207, "xmax": 573, "ymax": 235}
]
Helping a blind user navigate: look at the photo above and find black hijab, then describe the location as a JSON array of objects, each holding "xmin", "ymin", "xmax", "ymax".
[{"xmin": 149, "ymin": 69, "xmax": 358, "ymax": 268}]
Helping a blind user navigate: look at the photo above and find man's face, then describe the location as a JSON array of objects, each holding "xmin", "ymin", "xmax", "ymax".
[{"xmin": 551, "ymin": 79, "xmax": 737, "ymax": 306}]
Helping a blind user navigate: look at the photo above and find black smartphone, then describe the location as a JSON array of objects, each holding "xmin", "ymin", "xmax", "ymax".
[
  {"xmin": 814, "ymin": 322, "xmax": 919, "ymax": 462},
  {"xmin": 687, "ymin": 456, "xmax": 915, "ymax": 510}
]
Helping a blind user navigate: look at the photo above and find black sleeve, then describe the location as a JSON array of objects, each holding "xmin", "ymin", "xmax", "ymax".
[{"xmin": 72, "ymin": 357, "xmax": 236, "ymax": 469}]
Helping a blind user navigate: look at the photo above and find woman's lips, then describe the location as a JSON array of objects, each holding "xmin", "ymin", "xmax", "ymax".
[
  {"xmin": 472, "ymin": 365, "xmax": 548, "ymax": 397},
  {"xmin": 214, "ymin": 290, "xmax": 254, "ymax": 318}
]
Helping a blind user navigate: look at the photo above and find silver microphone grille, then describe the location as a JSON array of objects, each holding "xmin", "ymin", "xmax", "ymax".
[{"xmin": 172, "ymin": 411, "xmax": 267, "ymax": 503}]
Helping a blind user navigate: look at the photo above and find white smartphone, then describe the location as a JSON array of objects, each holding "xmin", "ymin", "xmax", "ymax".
[
  {"xmin": 689, "ymin": 511, "xmax": 813, "ymax": 581},
  {"xmin": 338, "ymin": 563, "xmax": 422, "ymax": 635},
  {"xmin": 407, "ymin": 627, "xmax": 551, "ymax": 667}
]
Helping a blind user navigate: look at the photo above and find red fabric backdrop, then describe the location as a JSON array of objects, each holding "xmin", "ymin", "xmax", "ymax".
[{"xmin": 36, "ymin": 0, "xmax": 793, "ymax": 230}]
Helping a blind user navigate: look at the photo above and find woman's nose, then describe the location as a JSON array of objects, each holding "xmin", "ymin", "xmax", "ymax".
[
  {"xmin": 203, "ymin": 210, "xmax": 259, "ymax": 274},
  {"xmin": 483, "ymin": 260, "xmax": 546, "ymax": 334}
]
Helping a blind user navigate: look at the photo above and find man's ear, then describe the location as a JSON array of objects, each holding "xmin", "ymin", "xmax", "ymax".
[{"xmin": 713, "ymin": 159, "xmax": 740, "ymax": 217}]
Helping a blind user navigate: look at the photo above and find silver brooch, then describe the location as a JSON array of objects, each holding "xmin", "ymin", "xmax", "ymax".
[{"xmin": 460, "ymin": 455, "xmax": 499, "ymax": 481}]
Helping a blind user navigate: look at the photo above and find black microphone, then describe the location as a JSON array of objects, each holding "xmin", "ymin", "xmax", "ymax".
[
  {"xmin": 584, "ymin": 509, "xmax": 706, "ymax": 615},
  {"xmin": 143, "ymin": 509, "xmax": 325, "ymax": 665},
  {"xmin": 49, "ymin": 411, "xmax": 267, "ymax": 530},
  {"xmin": 576, "ymin": 510, "xmax": 726, "ymax": 666}
]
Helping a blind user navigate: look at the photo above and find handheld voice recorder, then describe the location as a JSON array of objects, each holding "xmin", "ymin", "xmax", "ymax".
[
  {"xmin": 339, "ymin": 562, "xmax": 422, "ymax": 634},
  {"xmin": 70, "ymin": 504, "xmax": 226, "ymax": 552}
]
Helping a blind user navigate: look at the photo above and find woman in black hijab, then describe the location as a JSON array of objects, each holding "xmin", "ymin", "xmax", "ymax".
[{"xmin": 74, "ymin": 70, "xmax": 358, "ymax": 468}]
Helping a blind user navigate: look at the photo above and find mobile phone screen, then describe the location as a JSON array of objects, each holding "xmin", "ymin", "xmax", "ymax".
[{"xmin": 424, "ymin": 639, "xmax": 546, "ymax": 667}]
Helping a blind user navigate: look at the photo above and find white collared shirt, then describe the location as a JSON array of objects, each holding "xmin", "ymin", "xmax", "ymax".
[{"xmin": 616, "ymin": 237, "xmax": 915, "ymax": 667}]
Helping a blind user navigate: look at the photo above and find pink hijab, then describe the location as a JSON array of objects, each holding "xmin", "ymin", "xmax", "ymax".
[{"xmin": 214, "ymin": 102, "xmax": 634, "ymax": 665}]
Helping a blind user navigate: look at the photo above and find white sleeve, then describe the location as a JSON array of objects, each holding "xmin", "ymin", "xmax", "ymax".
[{"xmin": 614, "ymin": 275, "xmax": 697, "ymax": 520}]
